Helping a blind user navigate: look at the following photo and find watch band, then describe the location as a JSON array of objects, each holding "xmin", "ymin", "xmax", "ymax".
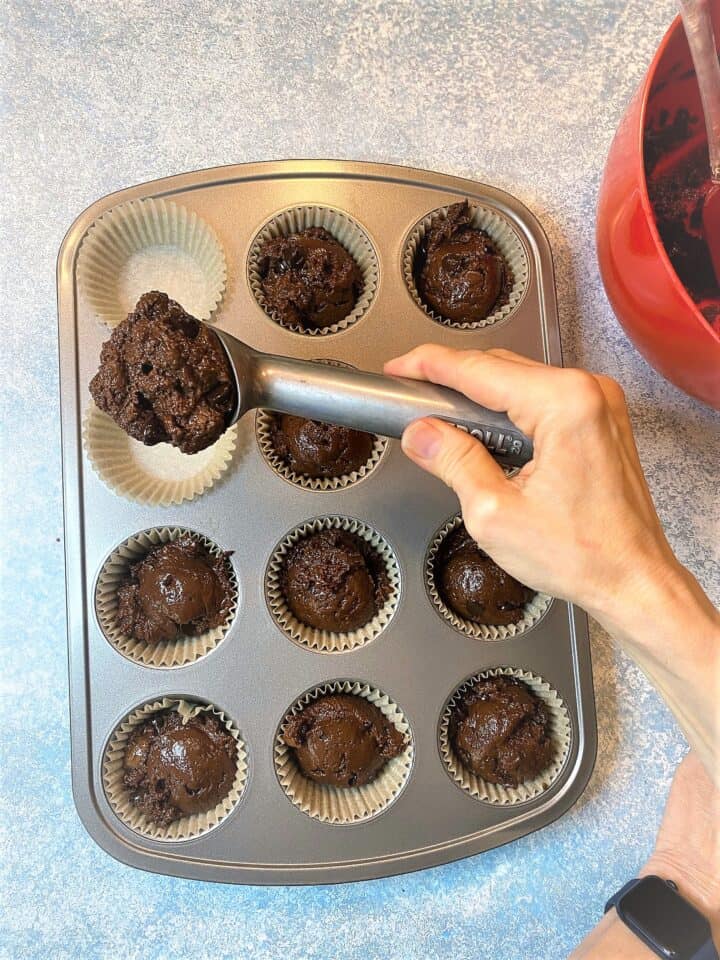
[
  {"xmin": 605, "ymin": 876, "xmax": 719, "ymax": 960},
  {"xmin": 604, "ymin": 877, "xmax": 646, "ymax": 913}
]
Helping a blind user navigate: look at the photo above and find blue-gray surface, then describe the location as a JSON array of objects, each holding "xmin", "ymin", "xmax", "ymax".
[{"xmin": 2, "ymin": 2, "xmax": 719, "ymax": 958}]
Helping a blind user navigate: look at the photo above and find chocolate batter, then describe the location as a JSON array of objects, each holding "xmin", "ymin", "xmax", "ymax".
[
  {"xmin": 89, "ymin": 291, "xmax": 236, "ymax": 454},
  {"xmin": 646, "ymin": 136, "xmax": 720, "ymax": 328},
  {"xmin": 123, "ymin": 709, "xmax": 237, "ymax": 825},
  {"xmin": 435, "ymin": 523, "xmax": 534, "ymax": 626},
  {"xmin": 270, "ymin": 413, "xmax": 375, "ymax": 478},
  {"xmin": 449, "ymin": 675, "xmax": 554, "ymax": 787},
  {"xmin": 116, "ymin": 536, "xmax": 233, "ymax": 644},
  {"xmin": 257, "ymin": 227, "xmax": 362, "ymax": 330},
  {"xmin": 282, "ymin": 693, "xmax": 406, "ymax": 787},
  {"xmin": 281, "ymin": 529, "xmax": 389, "ymax": 633},
  {"xmin": 416, "ymin": 201, "xmax": 511, "ymax": 323}
]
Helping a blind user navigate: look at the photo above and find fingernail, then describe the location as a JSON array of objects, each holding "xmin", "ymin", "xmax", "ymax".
[{"xmin": 403, "ymin": 420, "xmax": 443, "ymax": 460}]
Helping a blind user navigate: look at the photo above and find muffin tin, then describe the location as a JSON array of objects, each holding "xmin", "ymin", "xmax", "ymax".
[{"xmin": 57, "ymin": 160, "xmax": 596, "ymax": 884}]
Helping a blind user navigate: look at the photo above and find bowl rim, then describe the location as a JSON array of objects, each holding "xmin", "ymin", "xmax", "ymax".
[{"xmin": 637, "ymin": 12, "xmax": 720, "ymax": 343}]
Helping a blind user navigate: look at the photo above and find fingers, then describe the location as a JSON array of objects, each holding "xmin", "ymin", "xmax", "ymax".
[
  {"xmin": 385, "ymin": 345, "xmax": 560, "ymax": 434},
  {"xmin": 385, "ymin": 345, "xmax": 632, "ymax": 445},
  {"xmin": 401, "ymin": 417, "xmax": 507, "ymax": 508},
  {"xmin": 384, "ymin": 345, "xmax": 529, "ymax": 405}
]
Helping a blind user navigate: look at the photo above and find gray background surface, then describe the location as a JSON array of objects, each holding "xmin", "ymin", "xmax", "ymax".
[{"xmin": 2, "ymin": 2, "xmax": 718, "ymax": 958}]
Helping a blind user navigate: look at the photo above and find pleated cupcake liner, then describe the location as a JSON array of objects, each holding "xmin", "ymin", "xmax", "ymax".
[
  {"xmin": 83, "ymin": 402, "xmax": 237, "ymax": 506},
  {"xmin": 247, "ymin": 205, "xmax": 378, "ymax": 335},
  {"xmin": 95, "ymin": 527, "xmax": 238, "ymax": 669},
  {"xmin": 265, "ymin": 516, "xmax": 400, "ymax": 653},
  {"xmin": 403, "ymin": 201, "xmax": 529, "ymax": 329},
  {"xmin": 77, "ymin": 197, "xmax": 227, "ymax": 327},
  {"xmin": 255, "ymin": 409, "xmax": 388, "ymax": 492},
  {"xmin": 439, "ymin": 667, "xmax": 571, "ymax": 804},
  {"xmin": 103, "ymin": 698, "xmax": 247, "ymax": 841},
  {"xmin": 274, "ymin": 680, "xmax": 413, "ymax": 824},
  {"xmin": 425, "ymin": 514, "xmax": 551, "ymax": 640}
]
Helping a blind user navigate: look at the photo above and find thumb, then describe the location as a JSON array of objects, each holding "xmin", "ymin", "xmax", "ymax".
[{"xmin": 401, "ymin": 417, "xmax": 507, "ymax": 505}]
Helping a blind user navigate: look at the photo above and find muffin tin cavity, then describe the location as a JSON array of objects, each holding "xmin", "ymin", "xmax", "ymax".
[
  {"xmin": 255, "ymin": 360, "xmax": 388, "ymax": 491},
  {"xmin": 77, "ymin": 197, "xmax": 227, "ymax": 327},
  {"xmin": 274, "ymin": 680, "xmax": 413, "ymax": 824},
  {"xmin": 103, "ymin": 697, "xmax": 248, "ymax": 841},
  {"xmin": 83, "ymin": 402, "xmax": 237, "ymax": 507},
  {"xmin": 403, "ymin": 201, "xmax": 529, "ymax": 329},
  {"xmin": 439, "ymin": 667, "xmax": 571, "ymax": 805},
  {"xmin": 265, "ymin": 516, "xmax": 400, "ymax": 653},
  {"xmin": 95, "ymin": 527, "xmax": 238, "ymax": 669},
  {"xmin": 425, "ymin": 514, "xmax": 551, "ymax": 640},
  {"xmin": 247, "ymin": 205, "xmax": 378, "ymax": 335}
]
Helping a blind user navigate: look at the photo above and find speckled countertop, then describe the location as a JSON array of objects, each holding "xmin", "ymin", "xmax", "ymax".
[{"xmin": 2, "ymin": 2, "xmax": 719, "ymax": 958}]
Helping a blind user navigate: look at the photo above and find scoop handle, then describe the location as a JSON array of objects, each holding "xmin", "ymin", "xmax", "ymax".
[{"xmin": 254, "ymin": 353, "xmax": 533, "ymax": 468}]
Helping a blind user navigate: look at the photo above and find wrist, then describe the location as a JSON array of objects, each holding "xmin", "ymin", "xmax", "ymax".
[
  {"xmin": 571, "ymin": 908, "xmax": 657, "ymax": 959},
  {"xmin": 641, "ymin": 858, "xmax": 720, "ymax": 940},
  {"xmin": 585, "ymin": 553, "xmax": 720, "ymax": 655},
  {"xmin": 583, "ymin": 555, "xmax": 720, "ymax": 784},
  {"xmin": 572, "ymin": 878, "xmax": 720, "ymax": 959}
]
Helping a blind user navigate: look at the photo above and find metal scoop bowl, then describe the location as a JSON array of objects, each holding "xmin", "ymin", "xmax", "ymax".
[{"xmin": 214, "ymin": 328, "xmax": 533, "ymax": 469}]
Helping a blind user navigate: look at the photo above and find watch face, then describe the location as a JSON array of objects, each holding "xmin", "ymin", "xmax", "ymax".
[{"xmin": 622, "ymin": 876, "xmax": 710, "ymax": 956}]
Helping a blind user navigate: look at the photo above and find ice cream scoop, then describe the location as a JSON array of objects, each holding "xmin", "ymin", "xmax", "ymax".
[{"xmin": 215, "ymin": 328, "xmax": 533, "ymax": 469}]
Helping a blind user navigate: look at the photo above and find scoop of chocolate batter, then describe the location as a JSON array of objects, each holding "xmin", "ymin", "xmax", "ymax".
[
  {"xmin": 116, "ymin": 536, "xmax": 233, "ymax": 644},
  {"xmin": 281, "ymin": 529, "xmax": 388, "ymax": 633},
  {"xmin": 270, "ymin": 413, "xmax": 375, "ymax": 478},
  {"xmin": 258, "ymin": 227, "xmax": 362, "ymax": 330},
  {"xmin": 449, "ymin": 675, "xmax": 554, "ymax": 787},
  {"xmin": 123, "ymin": 709, "xmax": 237, "ymax": 825},
  {"xmin": 416, "ymin": 201, "xmax": 511, "ymax": 323},
  {"xmin": 282, "ymin": 693, "xmax": 406, "ymax": 787},
  {"xmin": 436, "ymin": 523, "xmax": 534, "ymax": 626},
  {"xmin": 89, "ymin": 291, "xmax": 236, "ymax": 454}
]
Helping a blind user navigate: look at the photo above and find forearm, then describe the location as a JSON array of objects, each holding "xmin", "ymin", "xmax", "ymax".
[{"xmin": 587, "ymin": 558, "xmax": 720, "ymax": 785}]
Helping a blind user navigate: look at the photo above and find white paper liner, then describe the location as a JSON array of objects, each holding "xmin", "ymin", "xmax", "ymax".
[
  {"xmin": 426, "ymin": 515, "xmax": 551, "ymax": 639},
  {"xmin": 255, "ymin": 357, "xmax": 387, "ymax": 490},
  {"xmin": 95, "ymin": 527, "xmax": 238, "ymax": 669},
  {"xmin": 77, "ymin": 197, "xmax": 227, "ymax": 327},
  {"xmin": 103, "ymin": 698, "xmax": 247, "ymax": 841},
  {"xmin": 247, "ymin": 205, "xmax": 378, "ymax": 335},
  {"xmin": 439, "ymin": 667, "xmax": 571, "ymax": 804},
  {"xmin": 255, "ymin": 409, "xmax": 387, "ymax": 492},
  {"xmin": 274, "ymin": 680, "xmax": 413, "ymax": 824},
  {"xmin": 83, "ymin": 402, "xmax": 237, "ymax": 506},
  {"xmin": 265, "ymin": 516, "xmax": 400, "ymax": 653},
  {"xmin": 403, "ymin": 201, "xmax": 529, "ymax": 329}
]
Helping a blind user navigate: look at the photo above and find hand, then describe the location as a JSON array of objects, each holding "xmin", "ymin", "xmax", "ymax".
[
  {"xmin": 384, "ymin": 345, "xmax": 678, "ymax": 618},
  {"xmin": 384, "ymin": 346, "xmax": 720, "ymax": 781},
  {"xmin": 641, "ymin": 752, "xmax": 720, "ymax": 934}
]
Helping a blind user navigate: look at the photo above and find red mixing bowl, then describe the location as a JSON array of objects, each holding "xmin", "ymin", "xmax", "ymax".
[{"xmin": 597, "ymin": 11, "xmax": 720, "ymax": 409}]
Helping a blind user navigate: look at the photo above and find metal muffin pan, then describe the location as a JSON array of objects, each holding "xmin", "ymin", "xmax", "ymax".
[{"xmin": 58, "ymin": 160, "xmax": 596, "ymax": 884}]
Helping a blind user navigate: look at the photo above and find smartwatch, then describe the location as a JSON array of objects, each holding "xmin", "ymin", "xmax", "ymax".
[{"xmin": 605, "ymin": 875, "xmax": 718, "ymax": 959}]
